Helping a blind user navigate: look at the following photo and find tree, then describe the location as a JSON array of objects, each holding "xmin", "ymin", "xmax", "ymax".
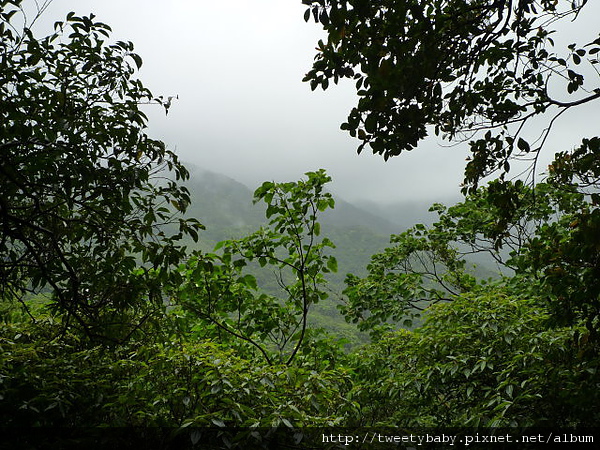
[
  {"xmin": 347, "ymin": 292, "xmax": 600, "ymax": 428},
  {"xmin": 176, "ymin": 170, "xmax": 338, "ymax": 365},
  {"xmin": 520, "ymin": 139, "xmax": 600, "ymax": 334},
  {"xmin": 0, "ymin": 1, "xmax": 201, "ymax": 341},
  {"xmin": 302, "ymin": 0, "xmax": 599, "ymax": 190},
  {"xmin": 303, "ymin": 0, "xmax": 600, "ymax": 338},
  {"xmin": 342, "ymin": 179, "xmax": 596, "ymax": 335}
]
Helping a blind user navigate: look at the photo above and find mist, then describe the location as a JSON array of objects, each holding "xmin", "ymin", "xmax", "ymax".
[{"xmin": 42, "ymin": 0, "xmax": 599, "ymax": 205}]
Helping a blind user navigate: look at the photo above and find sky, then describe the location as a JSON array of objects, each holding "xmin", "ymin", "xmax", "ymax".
[{"xmin": 34, "ymin": 0, "xmax": 599, "ymax": 204}]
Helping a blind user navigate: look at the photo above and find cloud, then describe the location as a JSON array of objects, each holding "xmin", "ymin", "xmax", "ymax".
[{"xmin": 42, "ymin": 0, "xmax": 599, "ymax": 203}]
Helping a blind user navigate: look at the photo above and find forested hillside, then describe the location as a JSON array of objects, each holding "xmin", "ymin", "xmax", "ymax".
[
  {"xmin": 2, "ymin": 1, "xmax": 599, "ymax": 448},
  {"xmin": 180, "ymin": 166, "xmax": 503, "ymax": 343},
  {"xmin": 180, "ymin": 166, "xmax": 406, "ymax": 345},
  {"xmin": 182, "ymin": 165, "xmax": 396, "ymax": 251}
]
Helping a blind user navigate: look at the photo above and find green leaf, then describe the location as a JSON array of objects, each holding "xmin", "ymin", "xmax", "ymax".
[
  {"xmin": 517, "ymin": 137, "xmax": 530, "ymax": 152},
  {"xmin": 130, "ymin": 52, "xmax": 143, "ymax": 69},
  {"xmin": 211, "ymin": 418, "xmax": 226, "ymax": 427},
  {"xmin": 326, "ymin": 256, "xmax": 338, "ymax": 273}
]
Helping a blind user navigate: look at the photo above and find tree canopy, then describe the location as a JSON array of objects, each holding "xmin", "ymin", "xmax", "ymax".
[
  {"xmin": 303, "ymin": 0, "xmax": 600, "ymax": 338},
  {"xmin": 1, "ymin": 0, "xmax": 600, "ymax": 445},
  {"xmin": 0, "ymin": 0, "xmax": 201, "ymax": 341},
  {"xmin": 303, "ymin": 0, "xmax": 598, "ymax": 189}
]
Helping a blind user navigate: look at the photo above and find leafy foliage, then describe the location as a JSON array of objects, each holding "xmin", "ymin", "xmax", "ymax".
[
  {"xmin": 0, "ymin": 319, "xmax": 352, "ymax": 432},
  {"xmin": 343, "ymin": 179, "xmax": 599, "ymax": 336},
  {"xmin": 302, "ymin": 0, "xmax": 599, "ymax": 189},
  {"xmin": 339, "ymin": 176, "xmax": 600, "ymax": 428},
  {"xmin": 530, "ymin": 137, "xmax": 600, "ymax": 333},
  {"xmin": 175, "ymin": 170, "xmax": 338, "ymax": 365},
  {"xmin": 2, "ymin": 0, "xmax": 600, "ymax": 441},
  {"xmin": 0, "ymin": 0, "xmax": 201, "ymax": 341},
  {"xmin": 347, "ymin": 292, "xmax": 600, "ymax": 428},
  {"xmin": 302, "ymin": 0, "xmax": 600, "ymax": 347}
]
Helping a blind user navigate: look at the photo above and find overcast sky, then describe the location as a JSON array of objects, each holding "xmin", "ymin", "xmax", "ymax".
[{"xmin": 38, "ymin": 0, "xmax": 599, "ymax": 204}]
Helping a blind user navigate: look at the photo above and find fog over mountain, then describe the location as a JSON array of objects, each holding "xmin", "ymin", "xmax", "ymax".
[
  {"xmin": 37, "ymin": 0, "xmax": 600, "ymax": 206},
  {"xmin": 183, "ymin": 164, "xmax": 425, "ymax": 239}
]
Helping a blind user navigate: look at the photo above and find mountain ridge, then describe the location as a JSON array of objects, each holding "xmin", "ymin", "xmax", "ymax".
[{"xmin": 182, "ymin": 165, "xmax": 401, "ymax": 239}]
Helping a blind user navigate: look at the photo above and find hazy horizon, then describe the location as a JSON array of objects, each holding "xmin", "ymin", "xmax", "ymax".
[{"xmin": 37, "ymin": 0, "xmax": 600, "ymax": 204}]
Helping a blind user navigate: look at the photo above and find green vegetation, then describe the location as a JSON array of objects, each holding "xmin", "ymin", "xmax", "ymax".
[
  {"xmin": 1, "ymin": 1, "xmax": 599, "ymax": 448},
  {"xmin": 0, "ymin": 0, "xmax": 202, "ymax": 343}
]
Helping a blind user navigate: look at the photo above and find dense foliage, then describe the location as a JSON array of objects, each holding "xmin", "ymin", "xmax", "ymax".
[
  {"xmin": 348, "ymin": 292, "xmax": 598, "ymax": 428},
  {"xmin": 175, "ymin": 170, "xmax": 338, "ymax": 365},
  {"xmin": 302, "ymin": 0, "xmax": 598, "ymax": 186},
  {"xmin": 1, "ymin": 1, "xmax": 599, "ymax": 448},
  {"xmin": 0, "ymin": 0, "xmax": 201, "ymax": 342}
]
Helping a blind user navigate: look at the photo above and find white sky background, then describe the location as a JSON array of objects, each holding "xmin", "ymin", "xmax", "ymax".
[{"xmin": 36, "ymin": 0, "xmax": 599, "ymax": 204}]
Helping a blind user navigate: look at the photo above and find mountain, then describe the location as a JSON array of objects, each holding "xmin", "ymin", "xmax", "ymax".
[
  {"xmin": 183, "ymin": 165, "xmax": 398, "ymax": 240},
  {"xmin": 181, "ymin": 168, "xmax": 265, "ymax": 243},
  {"xmin": 177, "ymin": 166, "xmax": 501, "ymax": 345},
  {"xmin": 354, "ymin": 196, "xmax": 461, "ymax": 231}
]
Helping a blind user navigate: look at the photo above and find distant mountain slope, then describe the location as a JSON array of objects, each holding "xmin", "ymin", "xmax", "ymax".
[
  {"xmin": 320, "ymin": 198, "xmax": 398, "ymax": 236},
  {"xmin": 177, "ymin": 166, "xmax": 502, "ymax": 344},
  {"xmin": 183, "ymin": 165, "xmax": 398, "ymax": 239},
  {"xmin": 354, "ymin": 197, "xmax": 461, "ymax": 231},
  {"xmin": 181, "ymin": 167, "xmax": 264, "ymax": 240}
]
